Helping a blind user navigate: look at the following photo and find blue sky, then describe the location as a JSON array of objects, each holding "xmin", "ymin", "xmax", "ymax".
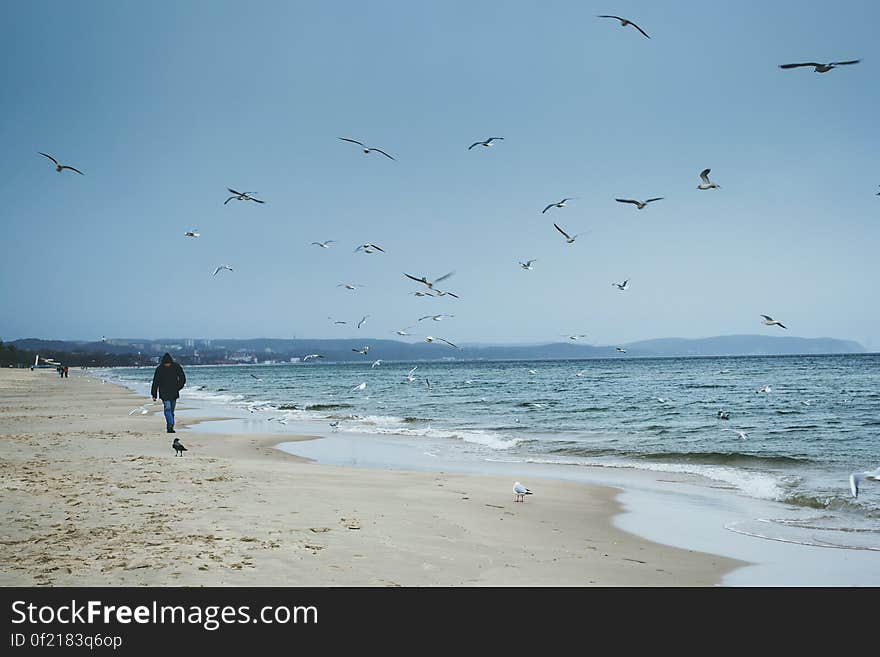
[{"xmin": 1, "ymin": 0, "xmax": 878, "ymax": 348}]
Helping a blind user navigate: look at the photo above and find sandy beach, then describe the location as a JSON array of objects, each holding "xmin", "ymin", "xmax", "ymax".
[{"xmin": 0, "ymin": 367, "xmax": 744, "ymax": 586}]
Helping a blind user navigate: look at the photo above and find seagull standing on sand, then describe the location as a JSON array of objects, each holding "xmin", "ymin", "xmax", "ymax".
[
  {"xmin": 597, "ymin": 15, "xmax": 651, "ymax": 39},
  {"xmin": 172, "ymin": 437, "xmax": 187, "ymax": 456},
  {"xmin": 513, "ymin": 481, "xmax": 533, "ymax": 502},
  {"xmin": 697, "ymin": 169, "xmax": 721, "ymax": 190},
  {"xmin": 519, "ymin": 259, "xmax": 537, "ymax": 270},
  {"xmin": 849, "ymin": 467, "xmax": 880, "ymax": 497},
  {"xmin": 184, "ymin": 230, "xmax": 200, "ymax": 238},
  {"xmin": 615, "ymin": 197, "xmax": 664, "ymax": 209},
  {"xmin": 542, "ymin": 198, "xmax": 574, "ymax": 214},
  {"xmin": 612, "ymin": 279, "xmax": 630, "ymax": 291},
  {"xmin": 212, "ymin": 264, "xmax": 234, "ymax": 277},
  {"xmin": 761, "ymin": 315, "xmax": 787, "ymax": 329},
  {"xmin": 224, "ymin": 188, "xmax": 265, "ymax": 204},
  {"xmin": 468, "ymin": 137, "xmax": 504, "ymax": 150},
  {"xmin": 338, "ymin": 138, "xmax": 396, "ymax": 160},
  {"xmin": 38, "ymin": 152, "xmax": 84, "ymax": 175},
  {"xmin": 312, "ymin": 240, "xmax": 336, "ymax": 248},
  {"xmin": 779, "ymin": 60, "xmax": 860, "ymax": 73},
  {"xmin": 553, "ymin": 223, "xmax": 580, "ymax": 244}
]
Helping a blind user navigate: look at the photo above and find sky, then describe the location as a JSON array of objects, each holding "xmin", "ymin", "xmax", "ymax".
[{"xmin": 1, "ymin": 1, "xmax": 878, "ymax": 349}]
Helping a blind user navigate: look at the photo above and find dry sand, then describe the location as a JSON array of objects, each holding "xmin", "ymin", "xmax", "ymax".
[{"xmin": 0, "ymin": 368, "xmax": 744, "ymax": 586}]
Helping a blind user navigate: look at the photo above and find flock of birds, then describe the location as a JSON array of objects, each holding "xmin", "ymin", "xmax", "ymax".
[{"xmin": 46, "ymin": 12, "xmax": 875, "ymax": 501}]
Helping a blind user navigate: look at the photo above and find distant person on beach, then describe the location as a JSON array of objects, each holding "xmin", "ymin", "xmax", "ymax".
[
  {"xmin": 63, "ymin": 365, "xmax": 69, "ymax": 378},
  {"xmin": 151, "ymin": 353, "xmax": 186, "ymax": 434},
  {"xmin": 57, "ymin": 365, "xmax": 63, "ymax": 377}
]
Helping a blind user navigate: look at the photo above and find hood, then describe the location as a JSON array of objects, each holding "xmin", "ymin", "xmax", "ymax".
[{"xmin": 161, "ymin": 353, "xmax": 173, "ymax": 364}]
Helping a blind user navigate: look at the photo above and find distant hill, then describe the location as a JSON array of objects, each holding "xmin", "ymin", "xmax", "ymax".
[
  {"xmin": 8, "ymin": 334, "xmax": 866, "ymax": 365},
  {"xmin": 622, "ymin": 335, "xmax": 865, "ymax": 357}
]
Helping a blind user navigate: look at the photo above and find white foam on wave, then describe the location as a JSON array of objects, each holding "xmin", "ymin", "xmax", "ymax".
[
  {"xmin": 483, "ymin": 454, "xmax": 788, "ymax": 502},
  {"xmin": 330, "ymin": 414, "xmax": 522, "ymax": 449}
]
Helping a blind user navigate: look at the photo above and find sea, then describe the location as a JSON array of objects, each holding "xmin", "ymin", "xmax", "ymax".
[{"xmin": 98, "ymin": 353, "xmax": 880, "ymax": 554}]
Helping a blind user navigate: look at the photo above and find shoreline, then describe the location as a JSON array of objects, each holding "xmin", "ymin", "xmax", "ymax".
[{"xmin": 0, "ymin": 368, "xmax": 743, "ymax": 586}]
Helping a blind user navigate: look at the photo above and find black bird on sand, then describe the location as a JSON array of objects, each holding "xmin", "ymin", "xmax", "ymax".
[{"xmin": 173, "ymin": 437, "xmax": 187, "ymax": 456}]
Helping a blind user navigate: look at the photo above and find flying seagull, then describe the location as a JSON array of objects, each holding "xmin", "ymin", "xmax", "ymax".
[
  {"xmin": 184, "ymin": 230, "xmax": 200, "ymax": 238},
  {"xmin": 413, "ymin": 291, "xmax": 435, "ymax": 297},
  {"xmin": 615, "ymin": 197, "xmax": 664, "ymax": 209},
  {"xmin": 172, "ymin": 437, "xmax": 187, "ymax": 456},
  {"xmin": 419, "ymin": 314, "xmax": 455, "ymax": 322},
  {"xmin": 404, "ymin": 366, "xmax": 418, "ymax": 382},
  {"xmin": 250, "ymin": 373, "xmax": 263, "ymax": 382},
  {"xmin": 519, "ymin": 259, "xmax": 537, "ymax": 270},
  {"xmin": 352, "ymin": 345, "xmax": 370, "ymax": 355},
  {"xmin": 761, "ymin": 315, "xmax": 787, "ymax": 329},
  {"xmin": 425, "ymin": 377, "xmax": 433, "ymax": 390},
  {"xmin": 351, "ymin": 382, "xmax": 367, "ymax": 392},
  {"xmin": 303, "ymin": 354, "xmax": 324, "ymax": 361},
  {"xmin": 225, "ymin": 188, "xmax": 264, "ymax": 204},
  {"xmin": 597, "ymin": 15, "xmax": 651, "ymax": 39},
  {"xmin": 433, "ymin": 289, "xmax": 460, "ymax": 299},
  {"xmin": 612, "ymin": 279, "xmax": 630, "ymax": 291},
  {"xmin": 355, "ymin": 243, "xmax": 385, "ymax": 254},
  {"xmin": 404, "ymin": 271, "xmax": 455, "ymax": 290},
  {"xmin": 312, "ymin": 240, "xmax": 336, "ymax": 248},
  {"xmin": 779, "ymin": 60, "xmax": 860, "ymax": 73},
  {"xmin": 394, "ymin": 326, "xmax": 415, "ymax": 336},
  {"xmin": 329, "ymin": 421, "xmax": 340, "ymax": 430},
  {"xmin": 513, "ymin": 481, "xmax": 533, "ymax": 502},
  {"xmin": 357, "ymin": 315, "xmax": 370, "ymax": 329},
  {"xmin": 371, "ymin": 359, "xmax": 383, "ymax": 368},
  {"xmin": 425, "ymin": 336, "xmax": 459, "ymax": 348},
  {"xmin": 717, "ymin": 410, "xmax": 730, "ymax": 420},
  {"xmin": 697, "ymin": 169, "xmax": 721, "ymax": 190},
  {"xmin": 723, "ymin": 429, "xmax": 749, "ymax": 440},
  {"xmin": 542, "ymin": 198, "xmax": 574, "ymax": 214},
  {"xmin": 212, "ymin": 264, "xmax": 234, "ymax": 277},
  {"xmin": 553, "ymin": 223, "xmax": 580, "ymax": 244},
  {"xmin": 337, "ymin": 282, "xmax": 365, "ymax": 291},
  {"xmin": 849, "ymin": 467, "xmax": 880, "ymax": 498},
  {"xmin": 468, "ymin": 136, "xmax": 504, "ymax": 150},
  {"xmin": 616, "ymin": 347, "xmax": 627, "ymax": 353},
  {"xmin": 565, "ymin": 334, "xmax": 587, "ymax": 341},
  {"xmin": 338, "ymin": 137, "xmax": 395, "ymax": 160},
  {"xmin": 38, "ymin": 152, "xmax": 83, "ymax": 175}
]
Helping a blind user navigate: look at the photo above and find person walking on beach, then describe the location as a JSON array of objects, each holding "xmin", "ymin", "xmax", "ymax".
[
  {"xmin": 151, "ymin": 353, "xmax": 186, "ymax": 433},
  {"xmin": 63, "ymin": 365, "xmax": 69, "ymax": 378}
]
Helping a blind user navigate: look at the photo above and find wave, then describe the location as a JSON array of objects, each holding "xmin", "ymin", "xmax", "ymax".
[
  {"xmin": 305, "ymin": 403, "xmax": 354, "ymax": 411},
  {"xmin": 634, "ymin": 451, "xmax": 812, "ymax": 467}
]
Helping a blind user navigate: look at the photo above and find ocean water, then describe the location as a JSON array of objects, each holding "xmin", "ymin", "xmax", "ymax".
[{"xmin": 100, "ymin": 353, "xmax": 880, "ymax": 551}]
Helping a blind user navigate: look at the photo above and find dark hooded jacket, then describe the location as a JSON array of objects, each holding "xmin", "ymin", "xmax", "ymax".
[{"xmin": 151, "ymin": 353, "xmax": 186, "ymax": 400}]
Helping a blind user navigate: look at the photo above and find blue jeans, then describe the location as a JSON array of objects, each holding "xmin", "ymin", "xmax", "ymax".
[{"xmin": 163, "ymin": 399, "xmax": 177, "ymax": 427}]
